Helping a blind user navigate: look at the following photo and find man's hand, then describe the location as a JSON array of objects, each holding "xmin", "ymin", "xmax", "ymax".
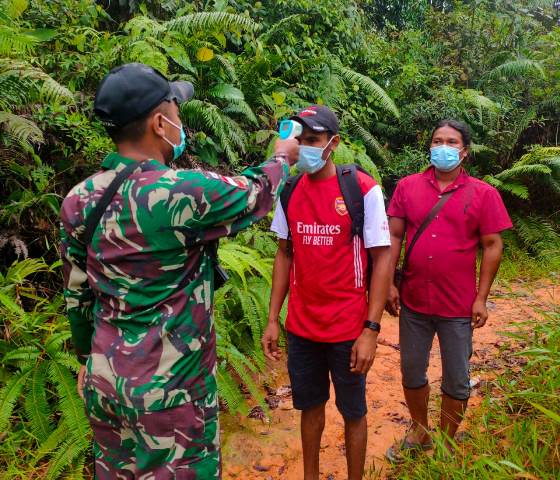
[
  {"xmin": 262, "ymin": 321, "xmax": 281, "ymax": 360},
  {"xmin": 77, "ymin": 365, "xmax": 86, "ymax": 400},
  {"xmin": 350, "ymin": 329, "xmax": 378, "ymax": 375},
  {"xmin": 275, "ymin": 138, "xmax": 299, "ymax": 166},
  {"xmin": 471, "ymin": 296, "xmax": 488, "ymax": 329},
  {"xmin": 385, "ymin": 283, "xmax": 400, "ymax": 317}
]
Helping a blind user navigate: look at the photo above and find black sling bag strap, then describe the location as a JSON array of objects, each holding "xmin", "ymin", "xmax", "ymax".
[
  {"xmin": 82, "ymin": 161, "xmax": 146, "ymax": 245},
  {"xmin": 401, "ymin": 189, "xmax": 455, "ymax": 274}
]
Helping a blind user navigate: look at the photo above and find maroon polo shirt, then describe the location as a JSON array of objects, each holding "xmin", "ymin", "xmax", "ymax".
[{"xmin": 388, "ymin": 166, "xmax": 512, "ymax": 318}]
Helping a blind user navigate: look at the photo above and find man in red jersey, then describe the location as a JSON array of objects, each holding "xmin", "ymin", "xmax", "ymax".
[
  {"xmin": 385, "ymin": 119, "xmax": 512, "ymax": 461},
  {"xmin": 262, "ymin": 105, "xmax": 392, "ymax": 480}
]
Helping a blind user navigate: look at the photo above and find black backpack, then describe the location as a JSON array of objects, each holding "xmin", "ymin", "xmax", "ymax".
[{"xmin": 280, "ymin": 163, "xmax": 373, "ymax": 256}]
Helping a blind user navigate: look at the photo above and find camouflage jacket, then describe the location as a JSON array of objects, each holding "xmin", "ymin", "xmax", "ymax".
[{"xmin": 60, "ymin": 152, "xmax": 288, "ymax": 411}]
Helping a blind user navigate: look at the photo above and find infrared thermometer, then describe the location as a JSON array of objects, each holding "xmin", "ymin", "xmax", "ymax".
[{"xmin": 278, "ymin": 120, "xmax": 303, "ymax": 140}]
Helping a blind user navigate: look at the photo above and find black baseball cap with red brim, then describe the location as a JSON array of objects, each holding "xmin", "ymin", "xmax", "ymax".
[
  {"xmin": 94, "ymin": 63, "xmax": 194, "ymax": 129},
  {"xmin": 290, "ymin": 105, "xmax": 339, "ymax": 134}
]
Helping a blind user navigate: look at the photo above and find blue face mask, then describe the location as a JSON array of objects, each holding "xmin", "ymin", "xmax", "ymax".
[
  {"xmin": 296, "ymin": 137, "xmax": 334, "ymax": 174},
  {"xmin": 162, "ymin": 116, "xmax": 187, "ymax": 160},
  {"xmin": 430, "ymin": 145, "xmax": 463, "ymax": 172}
]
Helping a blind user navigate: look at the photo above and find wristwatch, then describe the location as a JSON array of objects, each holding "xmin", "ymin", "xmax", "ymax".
[{"xmin": 363, "ymin": 320, "xmax": 381, "ymax": 333}]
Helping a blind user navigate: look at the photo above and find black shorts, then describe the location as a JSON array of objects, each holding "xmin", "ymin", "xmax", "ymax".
[{"xmin": 287, "ymin": 332, "xmax": 367, "ymax": 420}]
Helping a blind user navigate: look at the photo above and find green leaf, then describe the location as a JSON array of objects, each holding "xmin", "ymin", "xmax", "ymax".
[
  {"xmin": 209, "ymin": 83, "xmax": 244, "ymax": 101},
  {"xmin": 271, "ymin": 91, "xmax": 286, "ymax": 106},
  {"xmin": 528, "ymin": 401, "xmax": 560, "ymax": 424}
]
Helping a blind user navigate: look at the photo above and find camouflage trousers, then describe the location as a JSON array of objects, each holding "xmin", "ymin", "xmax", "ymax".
[{"xmin": 84, "ymin": 390, "xmax": 221, "ymax": 479}]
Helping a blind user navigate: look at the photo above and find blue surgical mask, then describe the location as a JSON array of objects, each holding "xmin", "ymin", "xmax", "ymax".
[
  {"xmin": 162, "ymin": 116, "xmax": 186, "ymax": 160},
  {"xmin": 296, "ymin": 137, "xmax": 334, "ymax": 174},
  {"xmin": 430, "ymin": 145, "xmax": 463, "ymax": 172}
]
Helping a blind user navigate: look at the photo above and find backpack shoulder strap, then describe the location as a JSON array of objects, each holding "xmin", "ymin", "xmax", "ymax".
[
  {"xmin": 336, "ymin": 164, "xmax": 364, "ymax": 238},
  {"xmin": 82, "ymin": 161, "xmax": 144, "ymax": 245},
  {"xmin": 280, "ymin": 173, "xmax": 304, "ymax": 239}
]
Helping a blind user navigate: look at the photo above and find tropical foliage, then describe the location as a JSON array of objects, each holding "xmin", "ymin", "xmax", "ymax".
[{"xmin": 1, "ymin": 0, "xmax": 559, "ymax": 476}]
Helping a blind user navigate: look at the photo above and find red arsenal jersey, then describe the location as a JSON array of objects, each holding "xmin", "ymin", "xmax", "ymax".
[{"xmin": 271, "ymin": 171, "xmax": 390, "ymax": 342}]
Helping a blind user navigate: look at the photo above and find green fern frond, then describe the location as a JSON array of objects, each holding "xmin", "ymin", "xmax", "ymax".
[
  {"xmin": 0, "ymin": 25, "xmax": 37, "ymax": 56},
  {"xmin": 485, "ymin": 59, "xmax": 545, "ymax": 81},
  {"xmin": 25, "ymin": 362, "xmax": 53, "ymax": 443},
  {"xmin": 462, "ymin": 89, "xmax": 498, "ymax": 112},
  {"xmin": 0, "ymin": 367, "xmax": 32, "ymax": 432},
  {"xmin": 257, "ymin": 14, "xmax": 304, "ymax": 43},
  {"xmin": 0, "ymin": 59, "xmax": 74, "ymax": 104},
  {"xmin": 182, "ymin": 99, "xmax": 245, "ymax": 162},
  {"xmin": 1, "ymin": 258, "xmax": 49, "ymax": 289},
  {"xmin": 44, "ymin": 332, "xmax": 73, "ymax": 353},
  {"xmin": 513, "ymin": 214, "xmax": 560, "ymax": 260},
  {"xmin": 209, "ymin": 83, "xmax": 245, "ymax": 101},
  {"xmin": 46, "ymin": 436, "xmax": 90, "ymax": 480},
  {"xmin": 0, "ymin": 111, "xmax": 44, "ymax": 144},
  {"xmin": 51, "ymin": 350, "xmax": 81, "ymax": 372},
  {"xmin": 516, "ymin": 147, "xmax": 560, "ymax": 166},
  {"xmin": 223, "ymin": 99, "xmax": 258, "ymax": 125},
  {"xmin": 2, "ymin": 345, "xmax": 41, "ymax": 367},
  {"xmin": 343, "ymin": 115, "xmax": 389, "ymax": 163},
  {"xmin": 167, "ymin": 12, "xmax": 259, "ymax": 35},
  {"xmin": 216, "ymin": 363, "xmax": 248, "ymax": 415},
  {"xmin": 494, "ymin": 164, "xmax": 551, "ymax": 180},
  {"xmin": 215, "ymin": 54, "xmax": 238, "ymax": 83},
  {"xmin": 332, "ymin": 63, "xmax": 400, "ymax": 119},
  {"xmin": 47, "ymin": 362, "xmax": 90, "ymax": 439},
  {"xmin": 483, "ymin": 175, "xmax": 529, "ymax": 199},
  {"xmin": 218, "ymin": 343, "xmax": 267, "ymax": 413},
  {"xmin": 32, "ymin": 421, "xmax": 68, "ymax": 465}
]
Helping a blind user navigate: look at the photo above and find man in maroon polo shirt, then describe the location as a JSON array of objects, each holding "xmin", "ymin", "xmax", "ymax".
[{"xmin": 385, "ymin": 119, "xmax": 512, "ymax": 460}]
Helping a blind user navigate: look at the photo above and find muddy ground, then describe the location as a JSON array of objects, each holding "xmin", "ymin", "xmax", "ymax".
[{"xmin": 221, "ymin": 280, "xmax": 558, "ymax": 479}]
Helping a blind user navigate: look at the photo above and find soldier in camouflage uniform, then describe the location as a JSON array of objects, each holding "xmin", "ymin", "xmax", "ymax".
[{"xmin": 60, "ymin": 63, "xmax": 298, "ymax": 479}]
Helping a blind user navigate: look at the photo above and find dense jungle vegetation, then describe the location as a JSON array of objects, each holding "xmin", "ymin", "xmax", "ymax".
[{"xmin": 0, "ymin": 0, "xmax": 559, "ymax": 477}]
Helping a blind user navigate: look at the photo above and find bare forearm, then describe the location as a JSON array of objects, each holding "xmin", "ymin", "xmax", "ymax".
[
  {"xmin": 367, "ymin": 246, "xmax": 392, "ymax": 322},
  {"xmin": 268, "ymin": 248, "xmax": 291, "ymax": 324},
  {"xmin": 477, "ymin": 243, "xmax": 503, "ymax": 301},
  {"xmin": 389, "ymin": 235, "xmax": 403, "ymax": 277}
]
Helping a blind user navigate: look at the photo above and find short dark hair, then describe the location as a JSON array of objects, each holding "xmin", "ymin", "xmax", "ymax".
[
  {"xmin": 106, "ymin": 116, "xmax": 149, "ymax": 143},
  {"xmin": 105, "ymin": 101, "xmax": 172, "ymax": 144},
  {"xmin": 431, "ymin": 119, "xmax": 471, "ymax": 148}
]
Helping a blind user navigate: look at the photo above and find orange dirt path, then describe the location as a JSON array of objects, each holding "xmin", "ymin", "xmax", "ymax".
[{"xmin": 221, "ymin": 280, "xmax": 558, "ymax": 479}]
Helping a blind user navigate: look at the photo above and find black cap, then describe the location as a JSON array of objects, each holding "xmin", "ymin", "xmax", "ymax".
[
  {"xmin": 94, "ymin": 63, "xmax": 194, "ymax": 128},
  {"xmin": 290, "ymin": 105, "xmax": 339, "ymax": 134}
]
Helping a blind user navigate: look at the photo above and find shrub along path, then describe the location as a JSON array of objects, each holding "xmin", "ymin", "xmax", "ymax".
[{"xmin": 221, "ymin": 279, "xmax": 558, "ymax": 479}]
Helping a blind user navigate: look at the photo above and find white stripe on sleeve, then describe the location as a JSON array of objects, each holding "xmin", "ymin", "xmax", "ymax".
[
  {"xmin": 363, "ymin": 184, "xmax": 391, "ymax": 248},
  {"xmin": 270, "ymin": 202, "xmax": 289, "ymax": 239}
]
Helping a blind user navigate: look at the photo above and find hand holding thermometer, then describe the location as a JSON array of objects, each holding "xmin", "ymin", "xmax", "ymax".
[{"xmin": 278, "ymin": 119, "xmax": 303, "ymax": 140}]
